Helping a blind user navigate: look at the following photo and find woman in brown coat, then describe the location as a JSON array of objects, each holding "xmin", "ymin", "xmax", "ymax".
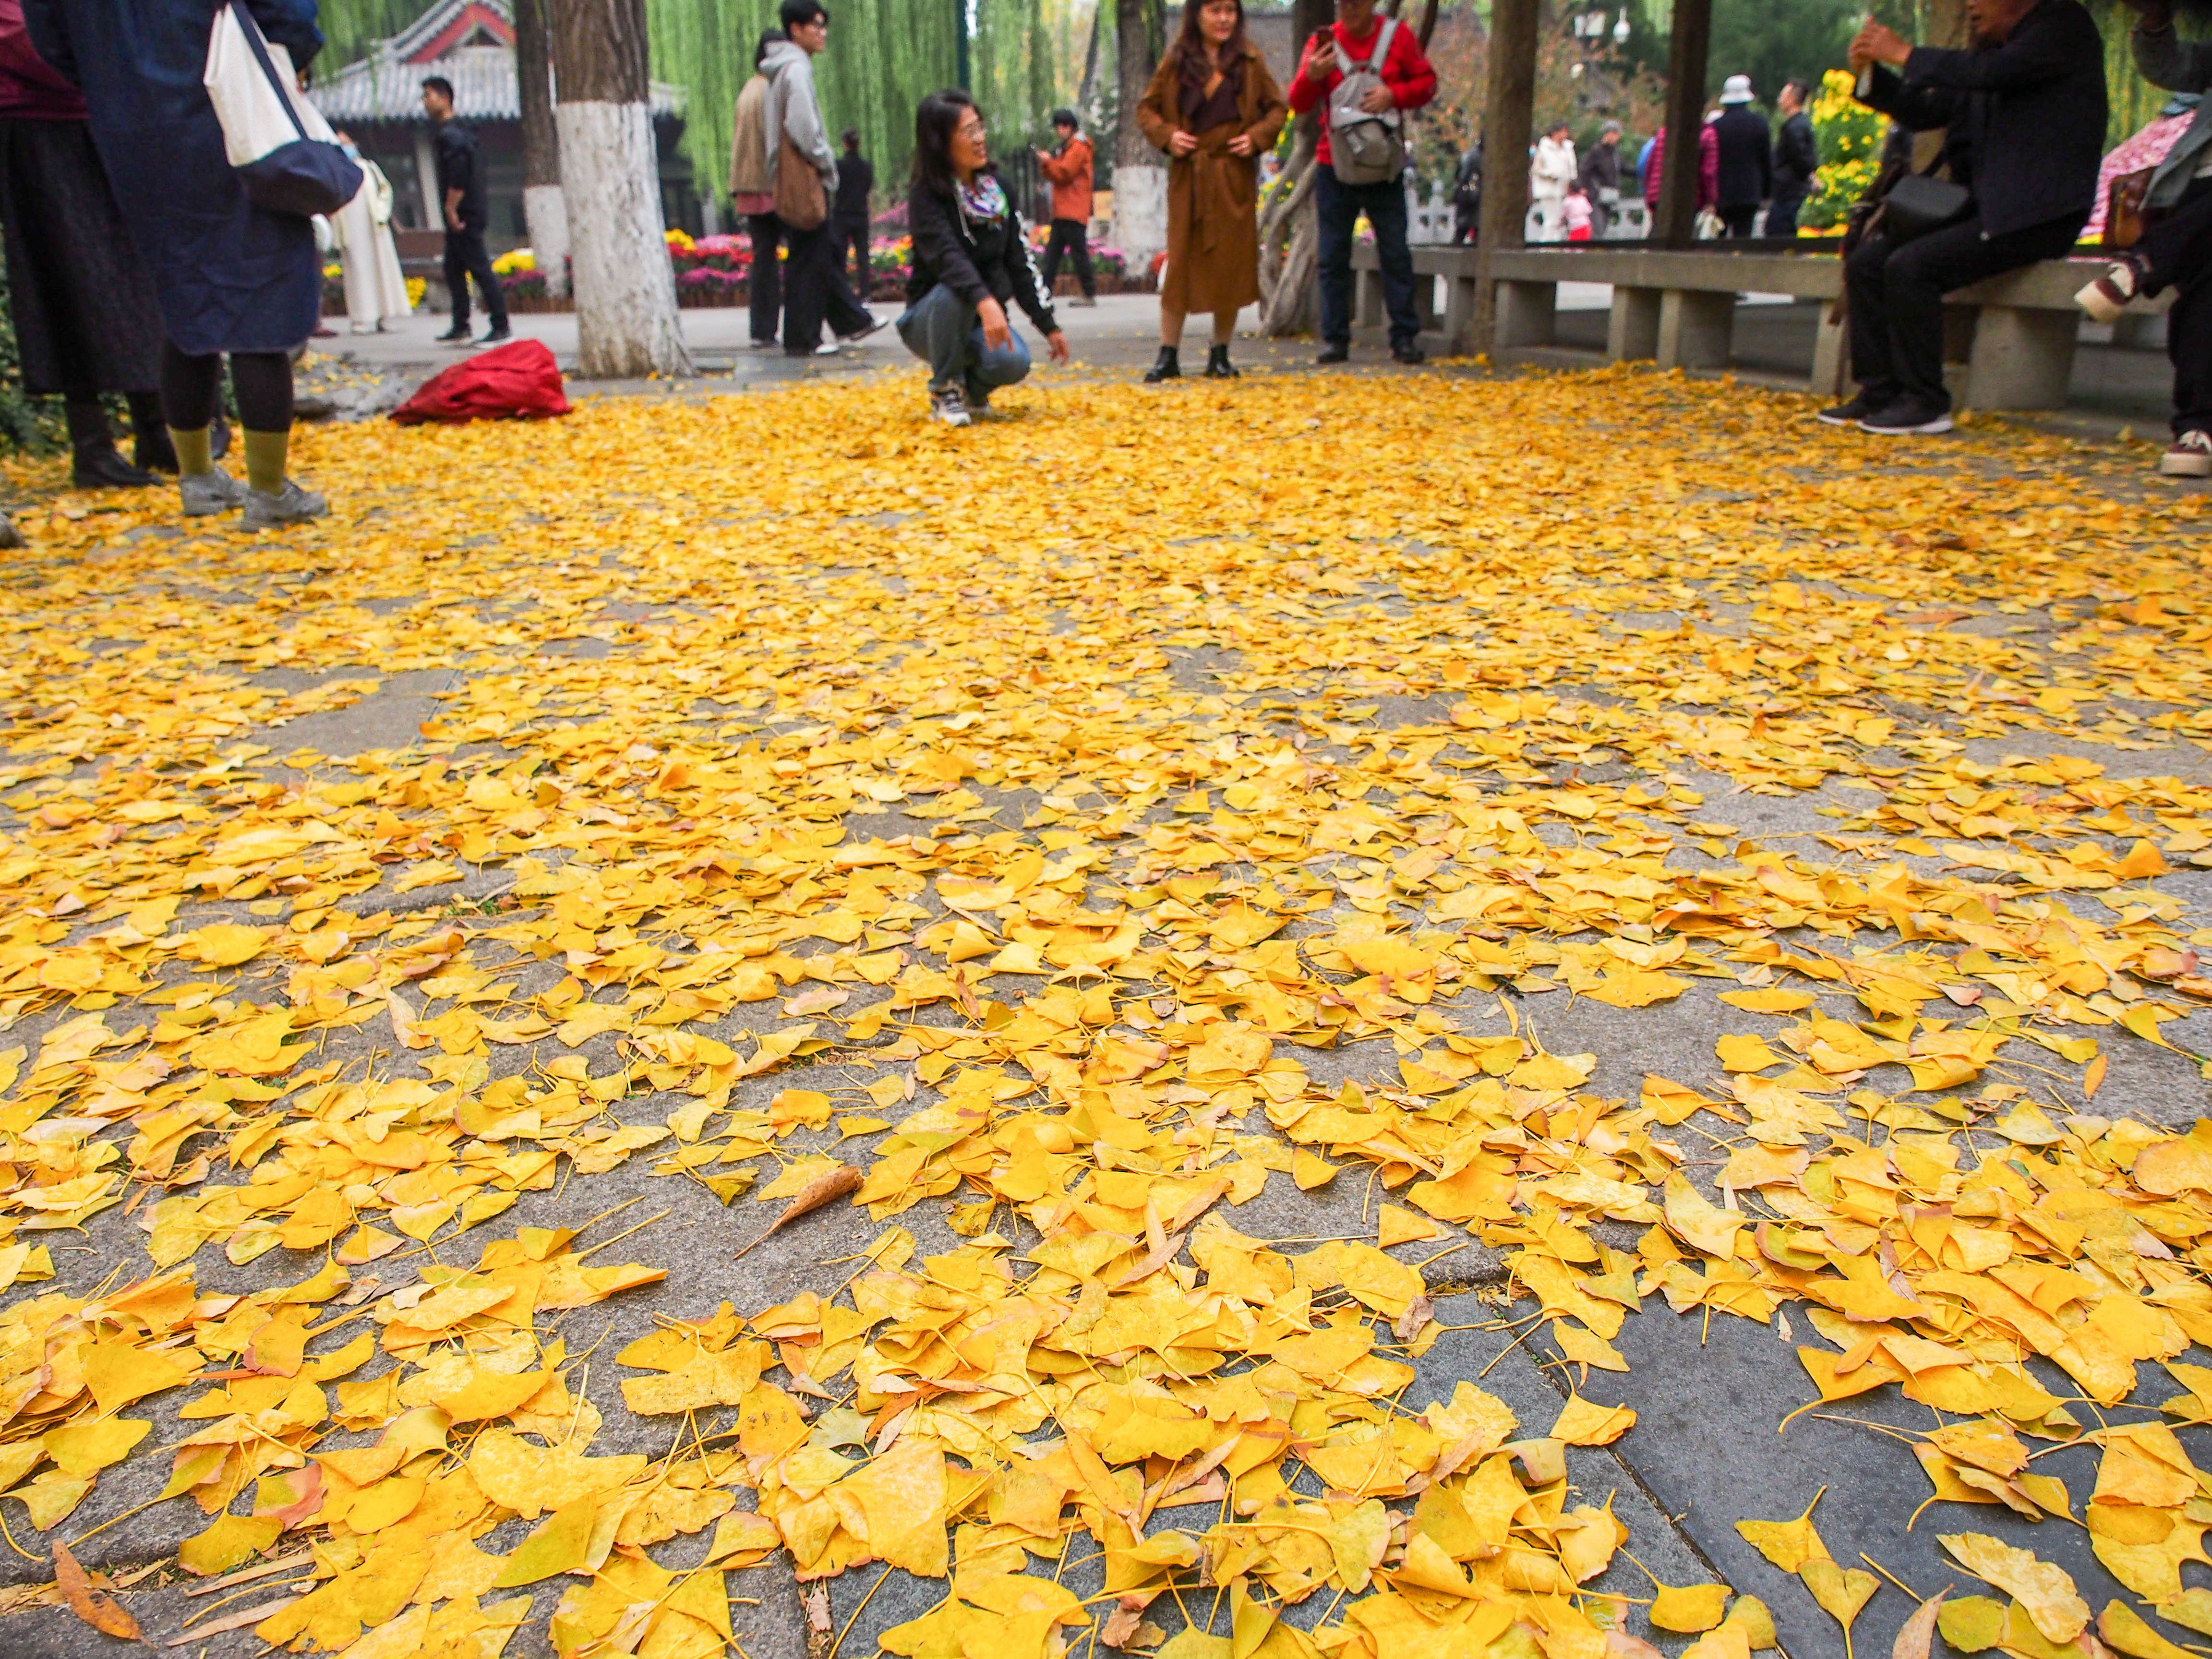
[{"xmin": 1135, "ymin": 0, "xmax": 1286, "ymax": 381}]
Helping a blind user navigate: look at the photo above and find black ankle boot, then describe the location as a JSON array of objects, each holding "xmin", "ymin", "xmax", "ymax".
[
  {"xmin": 65, "ymin": 397, "xmax": 156, "ymax": 489},
  {"xmin": 1204, "ymin": 344, "xmax": 1238, "ymax": 379},
  {"xmin": 126, "ymin": 392, "xmax": 177, "ymax": 473},
  {"xmin": 1142, "ymin": 345, "xmax": 1181, "ymax": 384}
]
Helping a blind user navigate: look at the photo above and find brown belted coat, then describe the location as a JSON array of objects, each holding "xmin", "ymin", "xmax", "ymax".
[{"xmin": 1135, "ymin": 47, "xmax": 1287, "ymax": 315}]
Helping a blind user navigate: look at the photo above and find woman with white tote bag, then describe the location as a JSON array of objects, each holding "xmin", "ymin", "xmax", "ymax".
[{"xmin": 22, "ymin": 0, "xmax": 334, "ymax": 528}]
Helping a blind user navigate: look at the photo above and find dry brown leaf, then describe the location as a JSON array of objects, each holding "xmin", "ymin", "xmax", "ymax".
[
  {"xmin": 53, "ymin": 1540, "xmax": 141, "ymax": 1642},
  {"xmin": 733, "ymin": 1163, "xmax": 863, "ymax": 1259}
]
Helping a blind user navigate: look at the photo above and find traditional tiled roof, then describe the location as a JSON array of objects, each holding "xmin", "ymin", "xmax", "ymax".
[{"xmin": 309, "ymin": 0, "xmax": 685, "ymax": 125}]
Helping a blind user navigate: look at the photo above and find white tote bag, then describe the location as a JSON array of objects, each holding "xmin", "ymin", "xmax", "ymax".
[{"xmin": 204, "ymin": 0, "xmax": 361, "ymax": 216}]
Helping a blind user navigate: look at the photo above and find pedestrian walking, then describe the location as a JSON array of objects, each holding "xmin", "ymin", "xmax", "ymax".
[
  {"xmin": 1035, "ymin": 108, "xmax": 1098, "ymax": 305},
  {"xmin": 1286, "ymin": 0, "xmax": 1438, "ymax": 366},
  {"xmin": 1712, "ymin": 74, "xmax": 1771, "ymax": 238},
  {"xmin": 1450, "ymin": 138, "xmax": 1481, "ymax": 244},
  {"xmin": 1578, "ymin": 120, "xmax": 1622, "ymax": 236},
  {"xmin": 331, "ymin": 130, "xmax": 410, "ymax": 335},
  {"xmin": 24, "ymin": 0, "xmax": 328, "ymax": 525},
  {"xmin": 896, "ymin": 89, "xmax": 1067, "ymax": 427},
  {"xmin": 422, "ymin": 76, "xmax": 509, "ymax": 346},
  {"xmin": 1530, "ymin": 118, "xmax": 1577, "ymax": 241},
  {"xmin": 1641, "ymin": 121, "xmax": 1719, "ymax": 220},
  {"xmin": 1135, "ymin": 0, "xmax": 1286, "ymax": 382},
  {"xmin": 730, "ymin": 29, "xmax": 784, "ymax": 350},
  {"xmin": 0, "ymin": 0, "xmax": 168, "ymax": 488},
  {"xmin": 2079, "ymin": 0, "xmax": 2212, "ymax": 476},
  {"xmin": 762, "ymin": 0, "xmax": 879, "ymax": 355},
  {"xmin": 1768, "ymin": 79, "xmax": 1818, "ymax": 238},
  {"xmin": 1829, "ymin": 0, "xmax": 2105, "ymax": 435},
  {"xmin": 835, "ymin": 127, "xmax": 873, "ymax": 300}
]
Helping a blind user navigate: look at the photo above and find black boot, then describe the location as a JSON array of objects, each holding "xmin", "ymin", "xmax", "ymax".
[
  {"xmin": 126, "ymin": 392, "xmax": 177, "ymax": 474},
  {"xmin": 65, "ymin": 397, "xmax": 157, "ymax": 489},
  {"xmin": 1142, "ymin": 345, "xmax": 1181, "ymax": 384},
  {"xmin": 1204, "ymin": 344, "xmax": 1238, "ymax": 379}
]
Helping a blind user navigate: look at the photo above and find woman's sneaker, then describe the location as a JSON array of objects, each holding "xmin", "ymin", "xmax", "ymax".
[
  {"xmin": 1815, "ymin": 390, "xmax": 1884, "ymax": 427},
  {"xmin": 179, "ymin": 468, "xmax": 248, "ymax": 517},
  {"xmin": 241, "ymin": 480, "xmax": 329, "ymax": 529},
  {"xmin": 2161, "ymin": 430, "xmax": 2212, "ymax": 478},
  {"xmin": 930, "ymin": 386, "xmax": 971, "ymax": 427},
  {"xmin": 2076, "ymin": 255, "xmax": 2148, "ymax": 324}
]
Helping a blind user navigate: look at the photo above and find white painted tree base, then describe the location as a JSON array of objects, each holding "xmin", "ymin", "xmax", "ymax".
[
  {"xmin": 555, "ymin": 100, "xmax": 691, "ymax": 378},
  {"xmin": 523, "ymin": 183, "xmax": 572, "ymax": 300},
  {"xmin": 1114, "ymin": 163, "xmax": 1168, "ymax": 270}
]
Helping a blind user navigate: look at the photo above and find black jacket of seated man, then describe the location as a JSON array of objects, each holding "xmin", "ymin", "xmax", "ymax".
[{"xmin": 1856, "ymin": 0, "xmax": 2106, "ymax": 238}]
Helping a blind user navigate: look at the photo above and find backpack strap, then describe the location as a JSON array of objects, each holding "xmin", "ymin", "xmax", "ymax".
[{"xmin": 1333, "ymin": 15, "xmax": 1397, "ymax": 76}]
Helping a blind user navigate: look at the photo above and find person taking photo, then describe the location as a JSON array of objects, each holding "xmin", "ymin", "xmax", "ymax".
[{"xmin": 1135, "ymin": 0, "xmax": 1286, "ymax": 381}]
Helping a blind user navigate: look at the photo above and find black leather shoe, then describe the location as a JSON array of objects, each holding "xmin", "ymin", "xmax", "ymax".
[
  {"xmin": 478, "ymin": 325, "xmax": 513, "ymax": 344},
  {"xmin": 434, "ymin": 325, "xmax": 472, "ymax": 343},
  {"xmin": 1392, "ymin": 342, "xmax": 1427, "ymax": 365},
  {"xmin": 72, "ymin": 444, "xmax": 158, "ymax": 489},
  {"xmin": 1204, "ymin": 345, "xmax": 1238, "ymax": 379},
  {"xmin": 1316, "ymin": 344, "xmax": 1350, "ymax": 364},
  {"xmin": 1143, "ymin": 346, "xmax": 1181, "ymax": 383}
]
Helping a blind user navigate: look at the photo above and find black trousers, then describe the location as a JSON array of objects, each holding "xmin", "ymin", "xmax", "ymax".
[
  {"xmin": 748, "ymin": 212, "xmax": 783, "ymax": 344},
  {"xmin": 2138, "ymin": 174, "xmax": 2212, "ymax": 438},
  {"xmin": 781, "ymin": 217, "xmax": 875, "ymax": 351},
  {"xmin": 1040, "ymin": 218, "xmax": 1095, "ymax": 300},
  {"xmin": 834, "ymin": 214, "xmax": 872, "ymax": 300},
  {"xmin": 1719, "ymin": 204, "xmax": 1759, "ymax": 239},
  {"xmin": 160, "ymin": 340, "xmax": 291, "ymax": 432},
  {"xmin": 442, "ymin": 226, "xmax": 507, "ymax": 329},
  {"xmin": 1767, "ymin": 184, "xmax": 1808, "ymax": 239},
  {"xmin": 1845, "ymin": 212, "xmax": 2083, "ymax": 408}
]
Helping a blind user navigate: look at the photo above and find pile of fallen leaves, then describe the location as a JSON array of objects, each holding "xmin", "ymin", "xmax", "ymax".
[{"xmin": 0, "ymin": 363, "xmax": 2207, "ymax": 1658}]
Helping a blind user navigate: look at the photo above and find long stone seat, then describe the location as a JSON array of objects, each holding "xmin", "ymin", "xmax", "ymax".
[{"xmin": 1349, "ymin": 242, "xmax": 2168, "ymax": 410}]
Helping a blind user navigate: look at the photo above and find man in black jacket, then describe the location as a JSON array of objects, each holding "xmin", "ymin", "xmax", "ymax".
[
  {"xmin": 834, "ymin": 128, "xmax": 873, "ymax": 300},
  {"xmin": 1825, "ymin": 0, "xmax": 2105, "ymax": 435},
  {"xmin": 1712, "ymin": 76, "xmax": 1771, "ymax": 238},
  {"xmin": 1768, "ymin": 79, "xmax": 1818, "ymax": 239},
  {"xmin": 422, "ymin": 76, "xmax": 508, "ymax": 346}
]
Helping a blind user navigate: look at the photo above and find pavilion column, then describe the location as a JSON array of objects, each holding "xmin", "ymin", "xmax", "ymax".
[
  {"xmin": 1653, "ymin": 0, "xmax": 1712, "ymax": 246},
  {"xmin": 1468, "ymin": 0, "xmax": 1538, "ymax": 354}
]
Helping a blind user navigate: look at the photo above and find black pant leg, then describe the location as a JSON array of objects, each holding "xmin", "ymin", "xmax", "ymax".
[
  {"xmin": 2170, "ymin": 243, "xmax": 2212, "ymax": 438},
  {"xmin": 228, "ymin": 350, "xmax": 294, "ymax": 432},
  {"xmin": 1721, "ymin": 205, "xmax": 1758, "ymax": 238},
  {"xmin": 782, "ymin": 218, "xmax": 832, "ymax": 350},
  {"xmin": 158, "ymin": 340, "xmax": 222, "ymax": 430},
  {"xmin": 748, "ymin": 214, "xmax": 783, "ymax": 345},
  {"xmin": 1314, "ymin": 169, "xmax": 1357, "ymax": 347},
  {"xmin": 442, "ymin": 231, "xmax": 470, "ymax": 328},
  {"xmin": 1067, "ymin": 222, "xmax": 1095, "ymax": 298},
  {"xmin": 1844, "ymin": 228, "xmax": 1901, "ymax": 402},
  {"xmin": 2140, "ymin": 176, "xmax": 2212, "ymax": 295},
  {"xmin": 460, "ymin": 229, "xmax": 507, "ymax": 327},
  {"xmin": 1880, "ymin": 215, "xmax": 2084, "ymax": 406},
  {"xmin": 1040, "ymin": 222, "xmax": 1065, "ymax": 292}
]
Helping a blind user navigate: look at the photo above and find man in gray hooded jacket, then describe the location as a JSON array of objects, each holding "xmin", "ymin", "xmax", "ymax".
[
  {"xmin": 763, "ymin": 0, "xmax": 878, "ymax": 355},
  {"xmin": 2077, "ymin": 0, "xmax": 2212, "ymax": 475}
]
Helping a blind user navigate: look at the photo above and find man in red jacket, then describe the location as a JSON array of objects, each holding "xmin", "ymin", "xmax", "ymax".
[{"xmin": 1288, "ymin": 0, "xmax": 1437, "ymax": 364}]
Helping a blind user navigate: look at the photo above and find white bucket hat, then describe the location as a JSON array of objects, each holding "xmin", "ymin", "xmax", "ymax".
[{"xmin": 1719, "ymin": 74, "xmax": 1755, "ymax": 104}]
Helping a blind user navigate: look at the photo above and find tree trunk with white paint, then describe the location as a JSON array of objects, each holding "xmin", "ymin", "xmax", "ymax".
[
  {"xmin": 1112, "ymin": 0, "xmax": 1167, "ymax": 272},
  {"xmin": 550, "ymin": 0, "xmax": 690, "ymax": 378},
  {"xmin": 514, "ymin": 0, "xmax": 569, "ymax": 298}
]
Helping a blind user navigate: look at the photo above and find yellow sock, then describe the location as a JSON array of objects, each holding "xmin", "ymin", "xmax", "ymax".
[
  {"xmin": 241, "ymin": 430, "xmax": 288, "ymax": 495},
  {"xmin": 170, "ymin": 427, "xmax": 212, "ymax": 476}
]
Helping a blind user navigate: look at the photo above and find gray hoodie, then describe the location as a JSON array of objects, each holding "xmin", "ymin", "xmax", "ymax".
[{"xmin": 761, "ymin": 38, "xmax": 836, "ymax": 190}]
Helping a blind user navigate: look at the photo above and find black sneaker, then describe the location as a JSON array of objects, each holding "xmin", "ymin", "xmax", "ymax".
[
  {"xmin": 434, "ymin": 325, "xmax": 472, "ymax": 343},
  {"xmin": 1316, "ymin": 344, "xmax": 1350, "ymax": 364},
  {"xmin": 1392, "ymin": 342, "xmax": 1427, "ymax": 365},
  {"xmin": 838, "ymin": 317, "xmax": 886, "ymax": 344},
  {"xmin": 1815, "ymin": 391, "xmax": 1885, "ymax": 427},
  {"xmin": 478, "ymin": 325, "xmax": 512, "ymax": 344},
  {"xmin": 1859, "ymin": 396, "xmax": 1954, "ymax": 436}
]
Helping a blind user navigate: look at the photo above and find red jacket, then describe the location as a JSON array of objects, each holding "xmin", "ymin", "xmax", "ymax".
[
  {"xmin": 1642, "ymin": 122, "xmax": 1719, "ymax": 212},
  {"xmin": 1286, "ymin": 18, "xmax": 1436, "ymax": 170},
  {"xmin": 1039, "ymin": 133, "xmax": 1093, "ymax": 225}
]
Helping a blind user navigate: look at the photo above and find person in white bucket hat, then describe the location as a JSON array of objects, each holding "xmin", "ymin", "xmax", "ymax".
[{"xmin": 1712, "ymin": 74, "xmax": 1771, "ymax": 238}]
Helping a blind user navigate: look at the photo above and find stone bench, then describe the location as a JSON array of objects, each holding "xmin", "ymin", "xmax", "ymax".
[{"xmin": 1350, "ymin": 243, "xmax": 2170, "ymax": 410}]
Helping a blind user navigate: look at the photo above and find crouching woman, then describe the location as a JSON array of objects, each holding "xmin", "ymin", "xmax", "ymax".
[{"xmin": 897, "ymin": 89, "xmax": 1068, "ymax": 426}]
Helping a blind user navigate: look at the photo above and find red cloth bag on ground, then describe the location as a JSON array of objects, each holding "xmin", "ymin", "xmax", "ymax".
[{"xmin": 389, "ymin": 339, "xmax": 571, "ymax": 425}]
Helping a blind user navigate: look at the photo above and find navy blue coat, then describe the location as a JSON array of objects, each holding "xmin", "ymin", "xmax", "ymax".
[{"xmin": 23, "ymin": 0, "xmax": 324, "ymax": 357}]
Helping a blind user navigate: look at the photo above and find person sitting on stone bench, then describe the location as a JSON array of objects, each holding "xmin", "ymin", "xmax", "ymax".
[
  {"xmin": 1824, "ymin": 0, "xmax": 2106, "ymax": 436},
  {"xmin": 2076, "ymin": 0, "xmax": 2212, "ymax": 479}
]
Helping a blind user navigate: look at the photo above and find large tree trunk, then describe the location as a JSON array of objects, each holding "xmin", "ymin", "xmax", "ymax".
[
  {"xmin": 1469, "ymin": 0, "xmax": 1539, "ymax": 352},
  {"xmin": 550, "ymin": 0, "xmax": 691, "ymax": 378},
  {"xmin": 514, "ymin": 0, "xmax": 569, "ymax": 299},
  {"xmin": 1259, "ymin": 0, "xmax": 1331, "ymax": 337},
  {"xmin": 1653, "ymin": 0, "xmax": 1713, "ymax": 245},
  {"xmin": 1112, "ymin": 0, "xmax": 1166, "ymax": 270}
]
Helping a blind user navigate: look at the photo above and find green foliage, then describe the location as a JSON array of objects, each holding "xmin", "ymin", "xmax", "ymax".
[{"xmin": 1704, "ymin": 0, "xmax": 1861, "ymax": 104}]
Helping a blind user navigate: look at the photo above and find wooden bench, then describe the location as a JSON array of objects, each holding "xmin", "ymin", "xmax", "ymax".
[{"xmin": 1350, "ymin": 243, "xmax": 2169, "ymax": 410}]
